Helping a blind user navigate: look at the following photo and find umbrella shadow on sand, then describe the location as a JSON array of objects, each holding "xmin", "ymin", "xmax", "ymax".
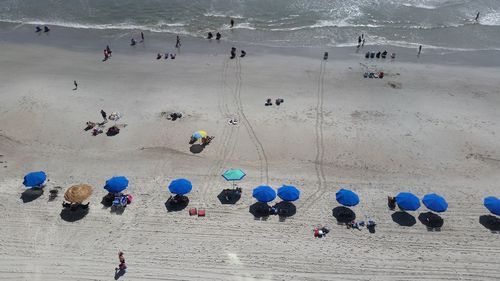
[
  {"xmin": 165, "ymin": 196, "xmax": 189, "ymax": 212},
  {"xmin": 60, "ymin": 207, "xmax": 89, "ymax": 222},
  {"xmin": 189, "ymin": 144, "xmax": 204, "ymax": 154},
  {"xmin": 249, "ymin": 202, "xmax": 271, "ymax": 219},
  {"xmin": 20, "ymin": 188, "xmax": 44, "ymax": 203},
  {"xmin": 392, "ymin": 211, "xmax": 416, "ymax": 226},
  {"xmin": 274, "ymin": 201, "xmax": 297, "ymax": 222},
  {"xmin": 332, "ymin": 206, "xmax": 356, "ymax": 224},
  {"xmin": 479, "ymin": 215, "xmax": 500, "ymax": 232},
  {"xmin": 217, "ymin": 189, "xmax": 242, "ymax": 204},
  {"xmin": 418, "ymin": 212, "xmax": 443, "ymax": 231}
]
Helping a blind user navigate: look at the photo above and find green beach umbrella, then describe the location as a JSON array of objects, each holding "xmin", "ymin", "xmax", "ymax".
[{"xmin": 222, "ymin": 169, "xmax": 246, "ymax": 189}]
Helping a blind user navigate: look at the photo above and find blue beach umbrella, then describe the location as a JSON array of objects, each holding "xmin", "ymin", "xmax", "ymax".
[
  {"xmin": 484, "ymin": 196, "xmax": 500, "ymax": 216},
  {"xmin": 277, "ymin": 185, "xmax": 300, "ymax": 202},
  {"xmin": 252, "ymin": 185, "xmax": 276, "ymax": 203},
  {"xmin": 168, "ymin": 178, "xmax": 192, "ymax": 195},
  {"xmin": 336, "ymin": 188, "xmax": 360, "ymax": 207},
  {"xmin": 422, "ymin": 193, "xmax": 448, "ymax": 212},
  {"xmin": 23, "ymin": 171, "xmax": 47, "ymax": 188},
  {"xmin": 395, "ymin": 192, "xmax": 421, "ymax": 211},
  {"xmin": 104, "ymin": 176, "xmax": 129, "ymax": 193}
]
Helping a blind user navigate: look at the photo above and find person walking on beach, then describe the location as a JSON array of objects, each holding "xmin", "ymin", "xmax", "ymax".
[
  {"xmin": 101, "ymin": 110, "xmax": 107, "ymax": 121},
  {"xmin": 141, "ymin": 32, "xmax": 144, "ymax": 42},
  {"xmin": 176, "ymin": 35, "xmax": 181, "ymax": 48},
  {"xmin": 106, "ymin": 45, "xmax": 112, "ymax": 57},
  {"xmin": 230, "ymin": 18, "xmax": 234, "ymax": 28},
  {"xmin": 73, "ymin": 80, "xmax": 78, "ymax": 91},
  {"xmin": 357, "ymin": 35, "xmax": 362, "ymax": 48},
  {"xmin": 418, "ymin": 45, "xmax": 422, "ymax": 56}
]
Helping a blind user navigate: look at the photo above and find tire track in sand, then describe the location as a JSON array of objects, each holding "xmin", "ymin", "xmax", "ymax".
[
  {"xmin": 199, "ymin": 58, "xmax": 240, "ymax": 205},
  {"xmin": 301, "ymin": 59, "xmax": 328, "ymax": 210},
  {"xmin": 233, "ymin": 57, "xmax": 269, "ymax": 185}
]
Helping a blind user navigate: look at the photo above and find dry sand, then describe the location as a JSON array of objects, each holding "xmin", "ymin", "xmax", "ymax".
[{"xmin": 0, "ymin": 35, "xmax": 500, "ymax": 281}]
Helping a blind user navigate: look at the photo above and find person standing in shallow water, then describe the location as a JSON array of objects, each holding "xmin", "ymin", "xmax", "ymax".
[
  {"xmin": 230, "ymin": 18, "xmax": 234, "ymax": 28},
  {"xmin": 418, "ymin": 45, "xmax": 422, "ymax": 56},
  {"xmin": 176, "ymin": 35, "xmax": 181, "ymax": 48}
]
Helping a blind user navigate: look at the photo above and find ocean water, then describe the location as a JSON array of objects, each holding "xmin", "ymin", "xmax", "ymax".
[{"xmin": 0, "ymin": 0, "xmax": 499, "ymax": 50}]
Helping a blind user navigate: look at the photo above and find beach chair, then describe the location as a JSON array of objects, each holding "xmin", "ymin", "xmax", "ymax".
[{"xmin": 112, "ymin": 196, "xmax": 127, "ymax": 209}]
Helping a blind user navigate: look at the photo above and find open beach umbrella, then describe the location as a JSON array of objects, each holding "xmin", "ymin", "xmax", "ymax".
[
  {"xmin": 104, "ymin": 176, "xmax": 129, "ymax": 193},
  {"xmin": 192, "ymin": 130, "xmax": 208, "ymax": 140},
  {"xmin": 277, "ymin": 185, "xmax": 300, "ymax": 202},
  {"xmin": 252, "ymin": 185, "xmax": 276, "ymax": 203},
  {"xmin": 168, "ymin": 178, "xmax": 192, "ymax": 195},
  {"xmin": 422, "ymin": 193, "xmax": 448, "ymax": 213},
  {"xmin": 484, "ymin": 196, "xmax": 500, "ymax": 216},
  {"xmin": 336, "ymin": 188, "xmax": 360, "ymax": 207},
  {"xmin": 222, "ymin": 169, "xmax": 246, "ymax": 189},
  {"xmin": 23, "ymin": 171, "xmax": 47, "ymax": 188},
  {"xmin": 395, "ymin": 192, "xmax": 421, "ymax": 211},
  {"xmin": 64, "ymin": 184, "xmax": 93, "ymax": 203}
]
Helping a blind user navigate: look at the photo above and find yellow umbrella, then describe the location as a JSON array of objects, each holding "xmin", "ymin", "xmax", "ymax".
[{"xmin": 64, "ymin": 184, "xmax": 93, "ymax": 203}]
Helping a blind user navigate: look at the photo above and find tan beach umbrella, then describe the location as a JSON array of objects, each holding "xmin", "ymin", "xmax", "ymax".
[{"xmin": 64, "ymin": 184, "xmax": 93, "ymax": 203}]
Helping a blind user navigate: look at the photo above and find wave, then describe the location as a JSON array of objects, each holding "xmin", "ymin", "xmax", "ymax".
[
  {"xmin": 203, "ymin": 12, "xmax": 244, "ymax": 19},
  {"xmin": 401, "ymin": 3, "xmax": 438, "ymax": 9},
  {"xmin": 480, "ymin": 12, "xmax": 500, "ymax": 26},
  {"xmin": 0, "ymin": 18, "xmax": 195, "ymax": 34},
  {"xmin": 270, "ymin": 20, "xmax": 381, "ymax": 31}
]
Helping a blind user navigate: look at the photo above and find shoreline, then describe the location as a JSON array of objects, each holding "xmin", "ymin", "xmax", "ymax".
[{"xmin": 1, "ymin": 22, "xmax": 500, "ymax": 67}]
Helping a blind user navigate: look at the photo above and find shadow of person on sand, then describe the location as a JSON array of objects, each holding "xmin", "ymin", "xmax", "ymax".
[
  {"xmin": 60, "ymin": 206, "xmax": 90, "ymax": 222},
  {"xmin": 392, "ymin": 211, "xmax": 416, "ymax": 226},
  {"xmin": 418, "ymin": 212, "xmax": 444, "ymax": 231},
  {"xmin": 332, "ymin": 206, "xmax": 356, "ymax": 224},
  {"xmin": 165, "ymin": 195, "xmax": 189, "ymax": 212},
  {"xmin": 20, "ymin": 188, "xmax": 44, "ymax": 203},
  {"xmin": 101, "ymin": 193, "xmax": 114, "ymax": 208},
  {"xmin": 249, "ymin": 202, "xmax": 271, "ymax": 219},
  {"xmin": 217, "ymin": 189, "xmax": 242, "ymax": 204},
  {"xmin": 189, "ymin": 144, "xmax": 204, "ymax": 154},
  {"xmin": 479, "ymin": 215, "xmax": 500, "ymax": 232}
]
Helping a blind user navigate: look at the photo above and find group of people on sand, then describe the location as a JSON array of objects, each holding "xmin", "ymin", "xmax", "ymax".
[
  {"xmin": 35, "ymin": 26, "xmax": 50, "ymax": 33},
  {"xmin": 230, "ymin": 47, "xmax": 246, "ymax": 59},
  {"xmin": 207, "ymin": 31, "xmax": 222, "ymax": 40},
  {"xmin": 84, "ymin": 109, "xmax": 122, "ymax": 136}
]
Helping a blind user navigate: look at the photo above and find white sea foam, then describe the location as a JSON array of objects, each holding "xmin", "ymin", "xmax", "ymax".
[{"xmin": 203, "ymin": 12, "xmax": 244, "ymax": 19}]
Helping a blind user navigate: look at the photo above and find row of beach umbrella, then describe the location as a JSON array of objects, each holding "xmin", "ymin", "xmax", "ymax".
[{"xmin": 22, "ymin": 171, "xmax": 500, "ymax": 216}]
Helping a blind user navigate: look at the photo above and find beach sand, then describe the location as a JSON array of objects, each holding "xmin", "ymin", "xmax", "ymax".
[{"xmin": 0, "ymin": 26, "xmax": 500, "ymax": 280}]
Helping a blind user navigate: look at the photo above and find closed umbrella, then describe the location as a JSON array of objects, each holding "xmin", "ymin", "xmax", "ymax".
[
  {"xmin": 104, "ymin": 176, "xmax": 129, "ymax": 193},
  {"xmin": 252, "ymin": 185, "xmax": 276, "ymax": 203},
  {"xmin": 23, "ymin": 171, "xmax": 47, "ymax": 188},
  {"xmin": 395, "ymin": 192, "xmax": 420, "ymax": 211},
  {"xmin": 169, "ymin": 178, "xmax": 192, "ymax": 195},
  {"xmin": 422, "ymin": 193, "xmax": 448, "ymax": 212},
  {"xmin": 336, "ymin": 189, "xmax": 359, "ymax": 207},
  {"xmin": 277, "ymin": 185, "xmax": 300, "ymax": 202},
  {"xmin": 484, "ymin": 196, "xmax": 500, "ymax": 216}
]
